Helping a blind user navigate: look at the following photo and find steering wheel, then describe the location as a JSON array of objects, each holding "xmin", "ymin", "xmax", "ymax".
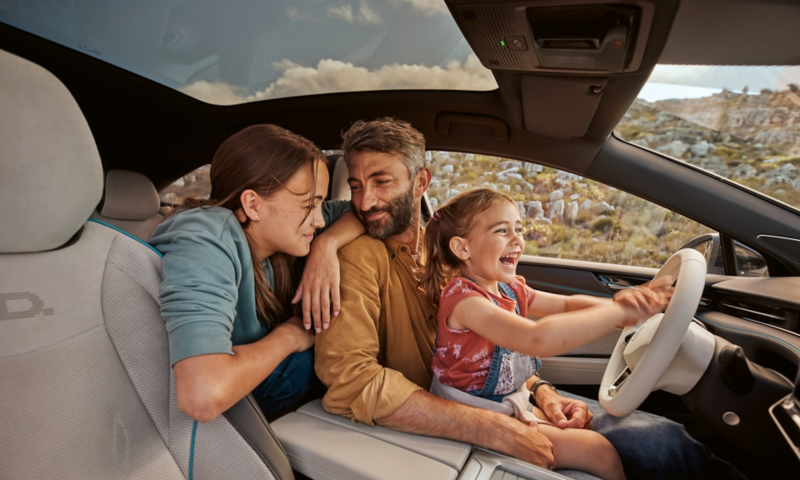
[{"xmin": 599, "ymin": 248, "xmax": 707, "ymax": 417}]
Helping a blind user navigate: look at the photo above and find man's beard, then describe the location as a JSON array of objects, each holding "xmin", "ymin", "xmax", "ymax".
[{"xmin": 356, "ymin": 184, "xmax": 415, "ymax": 240}]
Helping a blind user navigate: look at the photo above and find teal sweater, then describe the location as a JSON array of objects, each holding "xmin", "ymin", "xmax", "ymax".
[{"xmin": 149, "ymin": 201, "xmax": 351, "ymax": 365}]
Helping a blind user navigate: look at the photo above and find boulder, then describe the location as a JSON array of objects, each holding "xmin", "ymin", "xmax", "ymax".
[
  {"xmin": 464, "ymin": 153, "xmax": 474, "ymax": 161},
  {"xmin": 440, "ymin": 165, "xmax": 454, "ymax": 175},
  {"xmin": 690, "ymin": 156, "xmax": 729, "ymax": 178},
  {"xmin": 456, "ymin": 183, "xmax": 469, "ymax": 190},
  {"xmin": 516, "ymin": 201, "xmax": 526, "ymax": 219},
  {"xmin": 500, "ymin": 160, "xmax": 520, "ymax": 170},
  {"xmin": 523, "ymin": 182, "xmax": 535, "ymax": 191},
  {"xmin": 549, "ymin": 190, "xmax": 564, "ymax": 203},
  {"xmin": 535, "ymin": 217, "xmax": 552, "ymax": 225},
  {"xmin": 514, "ymin": 185, "xmax": 522, "ymax": 191},
  {"xmin": 570, "ymin": 193, "xmax": 580, "ymax": 200},
  {"xmin": 548, "ymin": 199, "xmax": 565, "ymax": 221},
  {"xmin": 506, "ymin": 173, "xmax": 524, "ymax": 180},
  {"xmin": 580, "ymin": 199, "xmax": 592, "ymax": 211},
  {"xmin": 794, "ymin": 176, "xmax": 800, "ymax": 191},
  {"xmin": 526, "ymin": 163, "xmax": 543, "ymax": 173},
  {"xmin": 429, "ymin": 197, "xmax": 439, "ymax": 209},
  {"xmin": 759, "ymin": 164, "xmax": 799, "ymax": 188},
  {"xmin": 566, "ymin": 201, "xmax": 579, "ymax": 223},
  {"xmin": 656, "ymin": 140, "xmax": 689, "ymax": 158},
  {"xmin": 430, "ymin": 179, "xmax": 441, "ymax": 189},
  {"xmin": 525, "ymin": 201, "xmax": 544, "ymax": 219},
  {"xmin": 502, "ymin": 184, "xmax": 511, "ymax": 192},
  {"xmin": 445, "ymin": 189, "xmax": 461, "ymax": 200},
  {"xmin": 690, "ymin": 141, "xmax": 714, "ymax": 157},
  {"xmin": 731, "ymin": 164, "xmax": 757, "ymax": 179},
  {"xmin": 425, "ymin": 151, "xmax": 433, "ymax": 162},
  {"xmin": 593, "ymin": 202, "xmax": 615, "ymax": 215},
  {"xmin": 557, "ymin": 171, "xmax": 583, "ymax": 182},
  {"xmin": 764, "ymin": 177, "xmax": 792, "ymax": 188}
]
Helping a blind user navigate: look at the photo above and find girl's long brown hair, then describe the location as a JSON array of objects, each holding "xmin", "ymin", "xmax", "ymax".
[
  {"xmin": 421, "ymin": 188, "xmax": 516, "ymax": 306},
  {"xmin": 173, "ymin": 124, "xmax": 327, "ymax": 326}
]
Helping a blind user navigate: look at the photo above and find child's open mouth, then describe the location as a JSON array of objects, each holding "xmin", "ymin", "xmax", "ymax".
[{"xmin": 499, "ymin": 253, "xmax": 519, "ymax": 269}]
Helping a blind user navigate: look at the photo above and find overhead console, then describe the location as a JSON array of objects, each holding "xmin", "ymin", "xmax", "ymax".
[{"xmin": 447, "ymin": 0, "xmax": 655, "ymax": 74}]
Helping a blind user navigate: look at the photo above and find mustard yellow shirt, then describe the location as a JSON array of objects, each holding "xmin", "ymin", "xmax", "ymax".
[{"xmin": 315, "ymin": 234, "xmax": 437, "ymax": 426}]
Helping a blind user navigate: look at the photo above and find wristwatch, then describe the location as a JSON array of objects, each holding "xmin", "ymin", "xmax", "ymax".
[{"xmin": 530, "ymin": 380, "xmax": 557, "ymax": 404}]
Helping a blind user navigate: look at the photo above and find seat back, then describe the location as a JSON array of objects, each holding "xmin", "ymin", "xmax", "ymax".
[{"xmin": 0, "ymin": 49, "xmax": 292, "ymax": 480}]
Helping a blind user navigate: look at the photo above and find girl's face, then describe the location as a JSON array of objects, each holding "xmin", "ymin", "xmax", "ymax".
[
  {"xmin": 248, "ymin": 159, "xmax": 329, "ymax": 259},
  {"xmin": 454, "ymin": 200, "xmax": 524, "ymax": 287}
]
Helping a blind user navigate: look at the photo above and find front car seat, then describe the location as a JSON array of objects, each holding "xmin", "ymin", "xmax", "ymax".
[{"xmin": 0, "ymin": 49, "xmax": 292, "ymax": 480}]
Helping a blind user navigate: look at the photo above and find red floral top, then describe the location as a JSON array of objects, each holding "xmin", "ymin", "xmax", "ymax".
[{"xmin": 432, "ymin": 276, "xmax": 536, "ymax": 392}]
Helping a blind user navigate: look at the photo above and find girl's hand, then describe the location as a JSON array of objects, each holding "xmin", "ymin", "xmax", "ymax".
[
  {"xmin": 613, "ymin": 276, "xmax": 672, "ymax": 327},
  {"xmin": 293, "ymin": 241, "xmax": 340, "ymax": 333}
]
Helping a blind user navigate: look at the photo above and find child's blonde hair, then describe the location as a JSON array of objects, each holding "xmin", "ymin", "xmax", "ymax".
[{"xmin": 422, "ymin": 188, "xmax": 517, "ymax": 306}]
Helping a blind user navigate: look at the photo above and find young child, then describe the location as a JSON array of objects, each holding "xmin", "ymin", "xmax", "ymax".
[{"xmin": 422, "ymin": 189, "xmax": 672, "ymax": 480}]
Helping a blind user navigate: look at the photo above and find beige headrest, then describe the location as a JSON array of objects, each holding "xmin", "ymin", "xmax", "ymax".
[
  {"xmin": 0, "ymin": 50, "xmax": 103, "ymax": 253},
  {"xmin": 100, "ymin": 170, "xmax": 160, "ymax": 221}
]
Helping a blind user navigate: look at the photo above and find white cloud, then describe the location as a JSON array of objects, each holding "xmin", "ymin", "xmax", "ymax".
[
  {"xmin": 397, "ymin": 0, "xmax": 449, "ymax": 15},
  {"xmin": 285, "ymin": 6, "xmax": 299, "ymax": 19},
  {"xmin": 180, "ymin": 54, "xmax": 497, "ymax": 105},
  {"xmin": 179, "ymin": 80, "xmax": 250, "ymax": 106},
  {"xmin": 327, "ymin": 1, "xmax": 382, "ymax": 25}
]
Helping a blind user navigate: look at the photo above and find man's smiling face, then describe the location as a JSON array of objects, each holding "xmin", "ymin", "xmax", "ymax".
[{"xmin": 346, "ymin": 150, "xmax": 416, "ymax": 240}]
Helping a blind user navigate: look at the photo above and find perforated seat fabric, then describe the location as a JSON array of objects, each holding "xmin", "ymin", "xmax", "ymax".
[{"xmin": 0, "ymin": 49, "xmax": 292, "ymax": 480}]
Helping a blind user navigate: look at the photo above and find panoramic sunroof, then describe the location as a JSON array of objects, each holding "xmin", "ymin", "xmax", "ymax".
[{"xmin": 0, "ymin": 0, "xmax": 497, "ymax": 105}]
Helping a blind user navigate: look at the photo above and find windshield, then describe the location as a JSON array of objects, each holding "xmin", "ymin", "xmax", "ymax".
[
  {"xmin": 0, "ymin": 0, "xmax": 496, "ymax": 105},
  {"xmin": 615, "ymin": 65, "xmax": 800, "ymax": 213}
]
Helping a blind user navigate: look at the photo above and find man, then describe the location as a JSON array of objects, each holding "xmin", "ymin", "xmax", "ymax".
[{"xmin": 315, "ymin": 118, "xmax": 744, "ymax": 479}]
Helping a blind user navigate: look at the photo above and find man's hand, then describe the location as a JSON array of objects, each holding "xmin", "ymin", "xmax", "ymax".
[
  {"xmin": 292, "ymin": 240, "xmax": 341, "ymax": 332},
  {"xmin": 377, "ymin": 391, "xmax": 556, "ymax": 469},
  {"xmin": 534, "ymin": 384, "xmax": 593, "ymax": 429}
]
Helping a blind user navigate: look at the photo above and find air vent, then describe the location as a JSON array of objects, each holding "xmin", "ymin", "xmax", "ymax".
[
  {"xmin": 487, "ymin": 59, "xmax": 500, "ymax": 66},
  {"xmin": 719, "ymin": 296, "xmax": 799, "ymax": 333},
  {"xmin": 462, "ymin": 10, "xmax": 477, "ymax": 21}
]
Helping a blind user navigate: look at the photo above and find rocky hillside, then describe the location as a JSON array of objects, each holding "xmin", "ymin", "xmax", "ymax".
[
  {"xmin": 425, "ymin": 151, "xmax": 713, "ymax": 268},
  {"xmin": 616, "ymin": 88, "xmax": 800, "ymax": 211}
]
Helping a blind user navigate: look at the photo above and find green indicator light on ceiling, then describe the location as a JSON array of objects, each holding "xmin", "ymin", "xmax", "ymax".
[{"xmin": 500, "ymin": 40, "xmax": 506, "ymax": 46}]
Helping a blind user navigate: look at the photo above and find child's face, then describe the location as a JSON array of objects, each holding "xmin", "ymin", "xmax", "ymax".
[{"xmin": 457, "ymin": 200, "xmax": 524, "ymax": 285}]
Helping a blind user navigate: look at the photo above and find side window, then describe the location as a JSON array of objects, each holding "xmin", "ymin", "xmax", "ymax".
[
  {"xmin": 425, "ymin": 151, "xmax": 718, "ymax": 269},
  {"xmin": 158, "ymin": 165, "xmax": 211, "ymax": 205}
]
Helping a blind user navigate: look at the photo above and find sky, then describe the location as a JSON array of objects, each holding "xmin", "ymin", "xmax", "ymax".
[
  {"xmin": 3, "ymin": 0, "xmax": 800, "ymax": 105},
  {"xmin": 640, "ymin": 65, "xmax": 800, "ymax": 102}
]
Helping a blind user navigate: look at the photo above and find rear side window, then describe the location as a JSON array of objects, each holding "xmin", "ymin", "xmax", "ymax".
[{"xmin": 159, "ymin": 165, "xmax": 211, "ymax": 205}]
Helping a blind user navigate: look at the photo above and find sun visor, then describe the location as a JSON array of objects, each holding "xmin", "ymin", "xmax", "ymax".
[{"xmin": 521, "ymin": 75, "xmax": 607, "ymax": 141}]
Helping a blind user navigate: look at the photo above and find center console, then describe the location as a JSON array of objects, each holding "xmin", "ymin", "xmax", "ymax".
[{"xmin": 271, "ymin": 400, "xmax": 577, "ymax": 480}]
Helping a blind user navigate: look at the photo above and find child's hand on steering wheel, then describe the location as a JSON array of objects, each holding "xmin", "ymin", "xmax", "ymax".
[{"xmin": 613, "ymin": 275, "xmax": 673, "ymax": 327}]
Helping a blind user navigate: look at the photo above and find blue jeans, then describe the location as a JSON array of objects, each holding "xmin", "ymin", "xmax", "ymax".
[
  {"xmin": 554, "ymin": 392, "xmax": 747, "ymax": 480},
  {"xmin": 251, "ymin": 349, "xmax": 314, "ymax": 417}
]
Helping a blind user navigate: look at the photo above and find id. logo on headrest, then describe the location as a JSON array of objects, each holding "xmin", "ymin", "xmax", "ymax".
[{"xmin": 0, "ymin": 292, "xmax": 55, "ymax": 321}]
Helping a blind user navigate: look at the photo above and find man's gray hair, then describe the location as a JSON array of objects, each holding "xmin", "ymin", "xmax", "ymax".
[{"xmin": 341, "ymin": 118, "xmax": 426, "ymax": 178}]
